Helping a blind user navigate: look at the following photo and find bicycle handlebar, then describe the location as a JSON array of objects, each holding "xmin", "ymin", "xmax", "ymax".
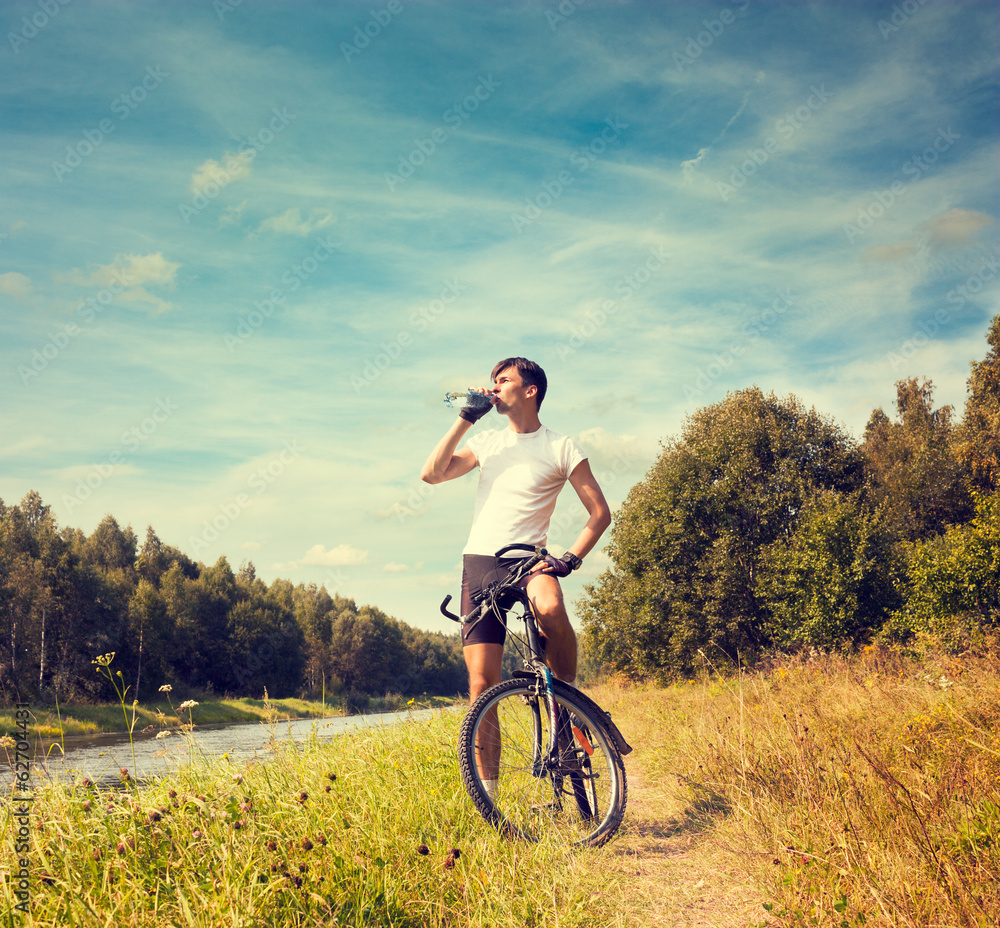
[{"xmin": 439, "ymin": 545, "xmax": 548, "ymax": 624}]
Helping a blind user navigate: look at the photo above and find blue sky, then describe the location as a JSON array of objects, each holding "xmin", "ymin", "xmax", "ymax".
[{"xmin": 2, "ymin": 0, "xmax": 998, "ymax": 634}]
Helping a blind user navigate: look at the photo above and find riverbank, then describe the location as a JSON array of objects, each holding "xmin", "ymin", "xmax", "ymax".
[{"xmin": 1, "ymin": 693, "xmax": 459, "ymax": 739}]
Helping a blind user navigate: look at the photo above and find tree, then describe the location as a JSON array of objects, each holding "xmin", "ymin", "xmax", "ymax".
[
  {"xmin": 127, "ymin": 579, "xmax": 174, "ymax": 699},
  {"xmin": 580, "ymin": 388, "xmax": 865, "ymax": 679},
  {"xmin": 85, "ymin": 515, "xmax": 138, "ymax": 573},
  {"xmin": 955, "ymin": 314, "xmax": 1000, "ymax": 491},
  {"xmin": 863, "ymin": 378, "xmax": 972, "ymax": 540},
  {"xmin": 886, "ymin": 492, "xmax": 1000, "ymax": 649},
  {"xmin": 329, "ymin": 605, "xmax": 408, "ymax": 695},
  {"xmin": 226, "ymin": 582, "xmax": 304, "ymax": 697},
  {"xmin": 758, "ymin": 492, "xmax": 904, "ymax": 648}
]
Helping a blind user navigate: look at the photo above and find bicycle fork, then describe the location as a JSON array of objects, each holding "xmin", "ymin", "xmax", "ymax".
[{"xmin": 526, "ymin": 668, "xmax": 597, "ymax": 818}]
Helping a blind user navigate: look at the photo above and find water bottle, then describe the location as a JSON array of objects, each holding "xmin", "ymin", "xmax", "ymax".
[{"xmin": 443, "ymin": 390, "xmax": 494, "ymax": 412}]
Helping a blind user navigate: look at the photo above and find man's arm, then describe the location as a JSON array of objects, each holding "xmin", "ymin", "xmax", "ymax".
[
  {"xmin": 421, "ymin": 418, "xmax": 478, "ymax": 484},
  {"xmin": 563, "ymin": 459, "xmax": 612, "ymax": 560}
]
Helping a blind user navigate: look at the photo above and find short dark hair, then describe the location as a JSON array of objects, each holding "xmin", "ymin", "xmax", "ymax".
[{"xmin": 491, "ymin": 357, "xmax": 547, "ymax": 409}]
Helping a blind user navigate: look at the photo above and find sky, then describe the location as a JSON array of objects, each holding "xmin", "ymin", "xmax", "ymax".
[{"xmin": 2, "ymin": 0, "xmax": 998, "ymax": 636}]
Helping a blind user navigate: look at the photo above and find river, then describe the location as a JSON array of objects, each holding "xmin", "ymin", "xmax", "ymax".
[{"xmin": 2, "ymin": 708, "xmax": 449, "ymax": 788}]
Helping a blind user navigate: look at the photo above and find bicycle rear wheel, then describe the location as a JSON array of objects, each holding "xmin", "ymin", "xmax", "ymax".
[{"xmin": 458, "ymin": 678, "xmax": 627, "ymax": 847}]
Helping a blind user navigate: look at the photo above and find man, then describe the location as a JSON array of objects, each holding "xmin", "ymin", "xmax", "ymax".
[{"xmin": 421, "ymin": 357, "xmax": 611, "ymax": 712}]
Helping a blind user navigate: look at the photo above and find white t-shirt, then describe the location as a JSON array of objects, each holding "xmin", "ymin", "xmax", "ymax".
[{"xmin": 462, "ymin": 426, "xmax": 586, "ymax": 556}]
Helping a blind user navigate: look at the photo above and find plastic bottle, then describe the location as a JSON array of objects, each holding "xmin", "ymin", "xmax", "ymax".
[{"xmin": 443, "ymin": 390, "xmax": 494, "ymax": 412}]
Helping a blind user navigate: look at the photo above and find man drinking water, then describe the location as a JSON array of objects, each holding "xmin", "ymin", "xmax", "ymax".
[{"xmin": 421, "ymin": 357, "xmax": 611, "ymax": 797}]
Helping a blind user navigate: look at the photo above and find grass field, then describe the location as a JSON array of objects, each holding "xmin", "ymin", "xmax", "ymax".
[{"xmin": 2, "ymin": 643, "xmax": 997, "ymax": 926}]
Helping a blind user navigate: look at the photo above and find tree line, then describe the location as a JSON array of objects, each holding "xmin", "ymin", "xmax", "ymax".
[
  {"xmin": 0, "ymin": 504, "xmax": 466, "ymax": 704},
  {"xmin": 581, "ymin": 315, "xmax": 1000, "ymax": 679}
]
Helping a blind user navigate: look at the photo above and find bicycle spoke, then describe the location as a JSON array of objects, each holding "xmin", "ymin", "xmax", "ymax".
[{"xmin": 459, "ymin": 679, "xmax": 626, "ymax": 847}]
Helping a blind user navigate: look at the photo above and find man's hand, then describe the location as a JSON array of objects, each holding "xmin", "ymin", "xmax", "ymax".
[
  {"xmin": 539, "ymin": 553, "xmax": 582, "ymax": 577},
  {"xmin": 459, "ymin": 402, "xmax": 492, "ymax": 423},
  {"xmin": 458, "ymin": 389, "xmax": 494, "ymax": 423}
]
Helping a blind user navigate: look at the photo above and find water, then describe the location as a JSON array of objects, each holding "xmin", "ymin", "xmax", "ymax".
[
  {"xmin": 2, "ymin": 708, "xmax": 449, "ymax": 788},
  {"xmin": 443, "ymin": 390, "xmax": 493, "ymax": 411}
]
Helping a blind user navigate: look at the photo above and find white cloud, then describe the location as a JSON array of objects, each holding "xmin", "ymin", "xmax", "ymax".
[
  {"xmin": 0, "ymin": 272, "xmax": 31, "ymax": 299},
  {"xmin": 256, "ymin": 207, "xmax": 334, "ymax": 237},
  {"xmin": 190, "ymin": 151, "xmax": 255, "ymax": 197},
  {"xmin": 299, "ymin": 543, "xmax": 369, "ymax": 566},
  {"xmin": 383, "ymin": 562, "xmax": 409, "ymax": 572},
  {"xmin": 57, "ymin": 253, "xmax": 180, "ymax": 312},
  {"xmin": 220, "ymin": 200, "xmax": 247, "ymax": 226}
]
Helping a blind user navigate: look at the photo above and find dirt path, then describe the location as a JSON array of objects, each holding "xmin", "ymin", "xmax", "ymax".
[{"xmin": 604, "ymin": 763, "xmax": 765, "ymax": 928}]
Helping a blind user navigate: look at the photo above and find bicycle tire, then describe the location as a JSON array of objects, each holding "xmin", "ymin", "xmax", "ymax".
[{"xmin": 458, "ymin": 678, "xmax": 627, "ymax": 847}]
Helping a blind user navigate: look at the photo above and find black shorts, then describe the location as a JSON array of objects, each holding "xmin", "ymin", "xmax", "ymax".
[{"xmin": 461, "ymin": 554, "xmax": 522, "ymax": 647}]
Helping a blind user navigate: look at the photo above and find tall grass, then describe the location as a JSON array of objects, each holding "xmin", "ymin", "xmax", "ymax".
[
  {"xmin": 6, "ymin": 646, "xmax": 998, "ymax": 926},
  {"xmin": 593, "ymin": 642, "xmax": 1000, "ymax": 927},
  {"xmin": 2, "ymin": 710, "xmax": 630, "ymax": 927}
]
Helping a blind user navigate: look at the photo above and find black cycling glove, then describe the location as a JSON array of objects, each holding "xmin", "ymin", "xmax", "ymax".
[{"xmin": 458, "ymin": 394, "xmax": 493, "ymax": 423}]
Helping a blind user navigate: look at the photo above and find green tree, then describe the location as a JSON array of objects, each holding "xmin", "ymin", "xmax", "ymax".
[
  {"xmin": 863, "ymin": 378, "xmax": 972, "ymax": 540},
  {"xmin": 580, "ymin": 388, "xmax": 865, "ymax": 679},
  {"xmin": 758, "ymin": 492, "xmax": 904, "ymax": 648},
  {"xmin": 127, "ymin": 579, "xmax": 174, "ymax": 699},
  {"xmin": 329, "ymin": 605, "xmax": 408, "ymax": 695},
  {"xmin": 954, "ymin": 314, "xmax": 1000, "ymax": 491},
  {"xmin": 226, "ymin": 581, "xmax": 304, "ymax": 697},
  {"xmin": 164, "ymin": 559, "xmax": 233, "ymax": 692},
  {"xmin": 887, "ymin": 492, "xmax": 1000, "ymax": 649},
  {"xmin": 293, "ymin": 583, "xmax": 336, "ymax": 696}
]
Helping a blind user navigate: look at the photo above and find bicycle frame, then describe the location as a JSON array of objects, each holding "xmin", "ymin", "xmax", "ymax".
[{"xmin": 441, "ymin": 545, "xmax": 629, "ymax": 788}]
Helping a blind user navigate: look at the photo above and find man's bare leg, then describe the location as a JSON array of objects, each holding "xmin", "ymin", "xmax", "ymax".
[
  {"xmin": 525, "ymin": 573, "xmax": 577, "ymax": 683},
  {"xmin": 464, "ymin": 642, "xmax": 504, "ymax": 789}
]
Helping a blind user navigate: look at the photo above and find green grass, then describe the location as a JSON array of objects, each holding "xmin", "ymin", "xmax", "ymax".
[{"xmin": 2, "ymin": 710, "xmax": 628, "ymax": 927}]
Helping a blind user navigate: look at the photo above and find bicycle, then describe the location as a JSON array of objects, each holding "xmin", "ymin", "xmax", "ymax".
[{"xmin": 440, "ymin": 543, "xmax": 631, "ymax": 848}]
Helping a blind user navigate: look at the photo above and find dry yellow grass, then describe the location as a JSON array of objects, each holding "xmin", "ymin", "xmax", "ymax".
[{"xmin": 588, "ymin": 641, "xmax": 1000, "ymax": 927}]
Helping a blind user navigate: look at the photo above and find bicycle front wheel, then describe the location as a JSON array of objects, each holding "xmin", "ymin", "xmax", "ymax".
[{"xmin": 458, "ymin": 678, "xmax": 627, "ymax": 847}]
